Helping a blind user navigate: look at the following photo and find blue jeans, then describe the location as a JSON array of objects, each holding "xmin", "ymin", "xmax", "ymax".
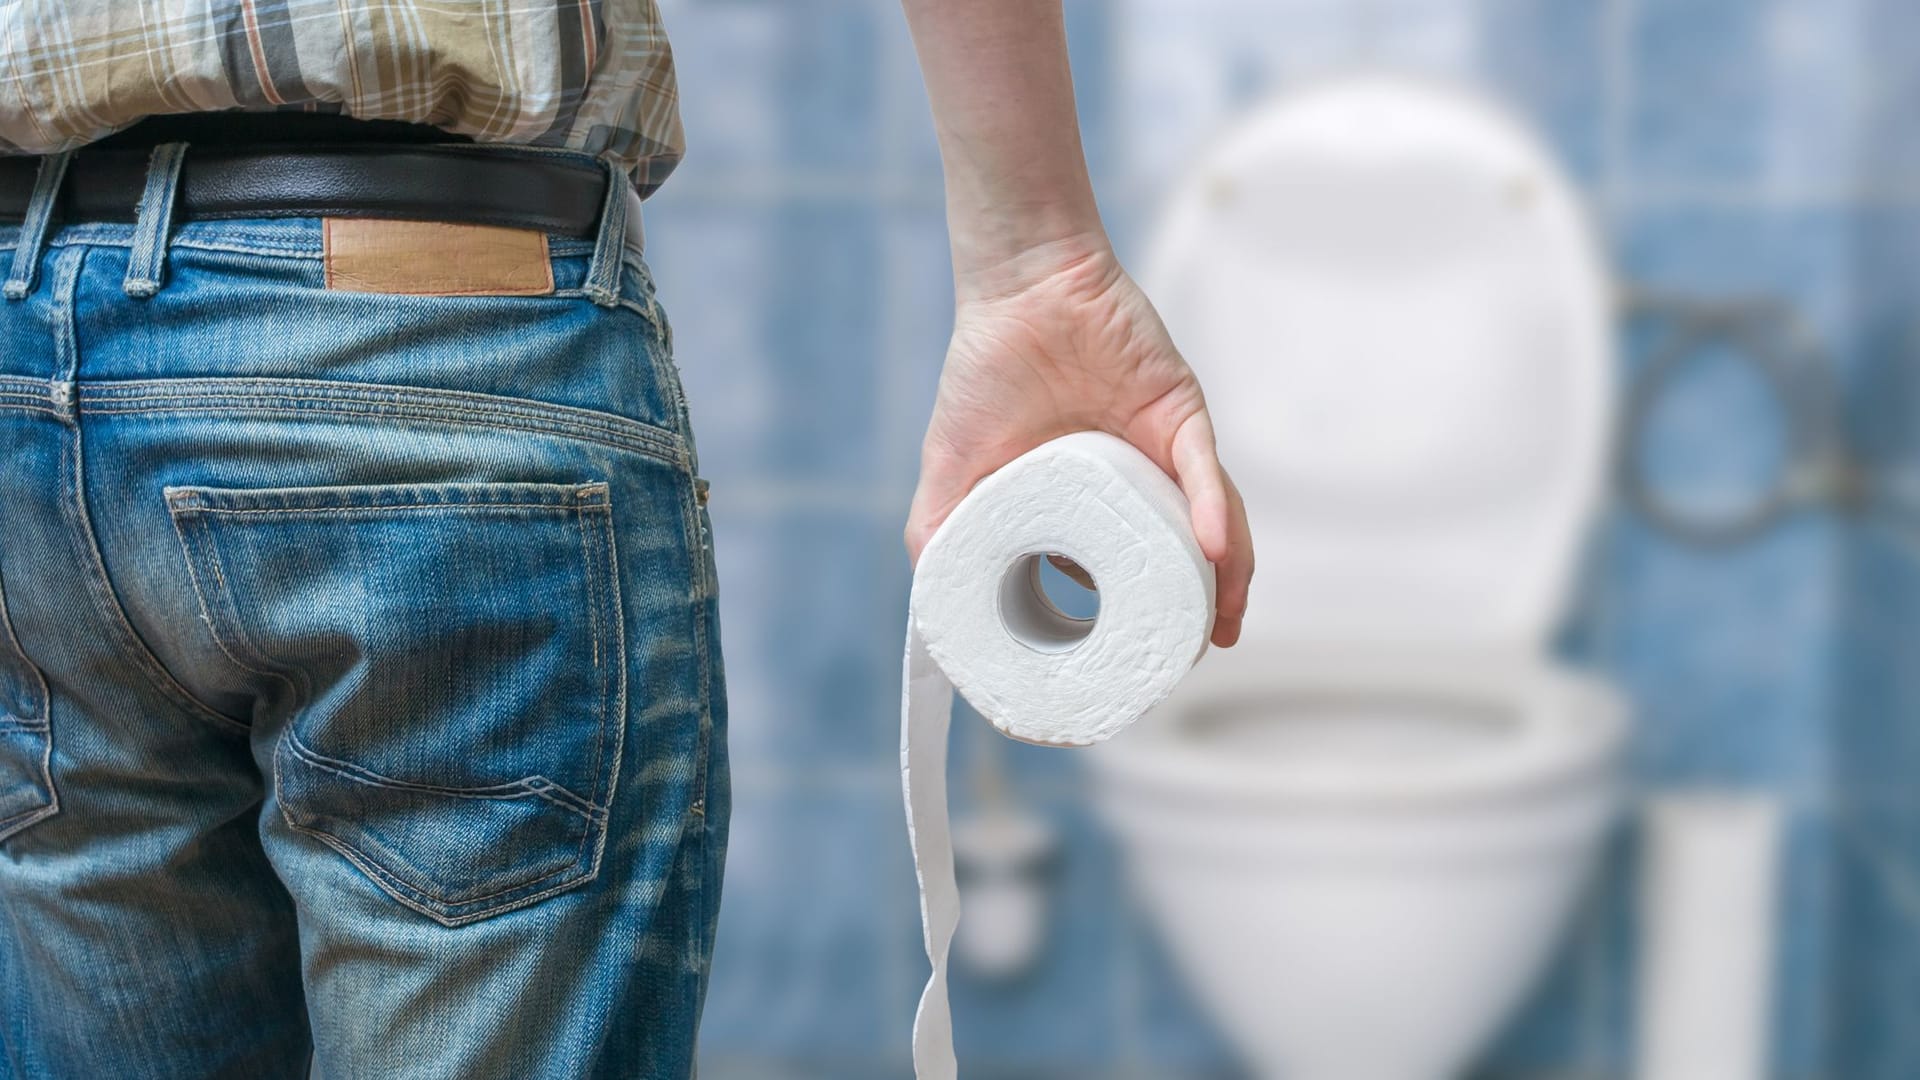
[{"xmin": 0, "ymin": 147, "xmax": 728, "ymax": 1078}]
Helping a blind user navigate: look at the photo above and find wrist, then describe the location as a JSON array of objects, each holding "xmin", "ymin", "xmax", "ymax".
[{"xmin": 948, "ymin": 215, "xmax": 1115, "ymax": 304}]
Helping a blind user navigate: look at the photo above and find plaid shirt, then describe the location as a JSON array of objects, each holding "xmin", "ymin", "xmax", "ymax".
[{"xmin": 0, "ymin": 0, "xmax": 685, "ymax": 196}]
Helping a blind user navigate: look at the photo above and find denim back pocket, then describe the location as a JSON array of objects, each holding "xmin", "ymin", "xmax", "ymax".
[
  {"xmin": 0, "ymin": 565, "xmax": 54, "ymax": 843},
  {"xmin": 165, "ymin": 480, "xmax": 625, "ymax": 925}
]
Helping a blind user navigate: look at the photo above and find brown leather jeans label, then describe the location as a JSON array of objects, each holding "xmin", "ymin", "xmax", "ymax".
[{"xmin": 322, "ymin": 218, "xmax": 555, "ymax": 296}]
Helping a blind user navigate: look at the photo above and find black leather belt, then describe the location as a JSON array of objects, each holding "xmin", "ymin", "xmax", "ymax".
[{"xmin": 0, "ymin": 143, "xmax": 614, "ymax": 238}]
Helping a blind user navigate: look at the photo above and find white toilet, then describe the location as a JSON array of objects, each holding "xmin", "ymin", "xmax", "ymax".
[{"xmin": 1088, "ymin": 75, "xmax": 1630, "ymax": 1080}]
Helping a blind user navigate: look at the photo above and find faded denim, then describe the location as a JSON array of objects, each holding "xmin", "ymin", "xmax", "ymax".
[{"xmin": 0, "ymin": 147, "xmax": 728, "ymax": 1079}]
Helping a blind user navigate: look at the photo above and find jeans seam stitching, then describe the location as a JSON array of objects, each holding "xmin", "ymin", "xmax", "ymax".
[
  {"xmin": 166, "ymin": 479, "xmax": 605, "ymax": 512},
  {"xmin": 81, "ymin": 373, "xmax": 673, "ymax": 412},
  {"xmin": 164, "ymin": 510, "xmax": 299, "ymax": 729},
  {"xmin": 83, "ymin": 384, "xmax": 669, "ymax": 420},
  {"xmin": 47, "ymin": 233, "xmax": 317, "ymax": 256},
  {"xmin": 63, "ymin": 399, "xmax": 252, "ymax": 737},
  {"xmin": 684, "ymin": 477, "xmax": 713, "ymax": 820},
  {"xmin": 0, "ymin": 578, "xmax": 49, "ymax": 726},
  {"xmin": 79, "ymin": 374, "xmax": 668, "ymax": 418},
  {"xmin": 90, "ymin": 399, "xmax": 682, "ymax": 462},
  {"xmin": 284, "ymin": 815, "xmax": 596, "ymax": 925},
  {"xmin": 630, "ymin": 293, "xmax": 690, "ymax": 446},
  {"xmin": 588, "ymin": 497, "xmax": 628, "ymax": 881},
  {"xmin": 176, "ymin": 502, "xmax": 584, "ymax": 517},
  {"xmin": 0, "ymin": 804, "xmax": 55, "ymax": 837},
  {"xmin": 0, "ymin": 805, "xmax": 45, "ymax": 829},
  {"xmin": 294, "ymin": 811, "xmax": 589, "ymax": 907},
  {"xmin": 36, "ymin": 229, "xmax": 600, "ymax": 254},
  {"xmin": 284, "ymin": 729, "xmax": 600, "ymax": 818},
  {"xmin": 578, "ymin": 507, "xmax": 611, "ymax": 814},
  {"xmin": 80, "ymin": 382, "xmax": 685, "ymax": 463}
]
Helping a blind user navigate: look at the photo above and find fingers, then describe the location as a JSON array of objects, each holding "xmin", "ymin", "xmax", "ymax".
[
  {"xmin": 1209, "ymin": 467, "xmax": 1254, "ymax": 647},
  {"xmin": 1169, "ymin": 411, "xmax": 1230, "ymax": 563},
  {"xmin": 1167, "ymin": 410, "xmax": 1254, "ymax": 647},
  {"xmin": 1045, "ymin": 552, "xmax": 1098, "ymax": 590}
]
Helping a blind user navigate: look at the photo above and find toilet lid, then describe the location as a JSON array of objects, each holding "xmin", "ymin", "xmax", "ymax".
[{"xmin": 1143, "ymin": 73, "xmax": 1614, "ymax": 649}]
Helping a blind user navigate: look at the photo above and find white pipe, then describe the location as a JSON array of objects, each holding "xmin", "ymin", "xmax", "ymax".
[{"xmin": 1634, "ymin": 791, "xmax": 1783, "ymax": 1080}]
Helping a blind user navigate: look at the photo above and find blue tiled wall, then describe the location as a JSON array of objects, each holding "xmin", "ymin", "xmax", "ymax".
[
  {"xmin": 645, "ymin": 1, "xmax": 1905, "ymax": 1076},
  {"xmin": 1833, "ymin": 2, "xmax": 1920, "ymax": 1078}
]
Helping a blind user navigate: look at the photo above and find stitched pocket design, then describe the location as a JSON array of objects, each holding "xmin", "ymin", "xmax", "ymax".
[
  {"xmin": 165, "ymin": 480, "xmax": 626, "ymax": 925},
  {"xmin": 0, "ymin": 564, "xmax": 54, "ymax": 843}
]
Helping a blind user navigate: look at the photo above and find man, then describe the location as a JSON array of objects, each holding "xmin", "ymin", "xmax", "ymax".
[{"xmin": 0, "ymin": 1, "xmax": 1252, "ymax": 1075}]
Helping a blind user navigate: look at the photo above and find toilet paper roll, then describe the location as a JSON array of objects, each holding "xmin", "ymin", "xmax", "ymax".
[{"xmin": 902, "ymin": 431, "xmax": 1216, "ymax": 1078}]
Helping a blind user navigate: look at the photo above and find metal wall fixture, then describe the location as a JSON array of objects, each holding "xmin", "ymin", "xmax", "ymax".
[{"xmin": 1616, "ymin": 287, "xmax": 1862, "ymax": 547}]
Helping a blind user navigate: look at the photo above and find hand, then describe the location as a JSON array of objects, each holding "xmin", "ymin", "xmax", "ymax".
[{"xmin": 905, "ymin": 236, "xmax": 1254, "ymax": 648}]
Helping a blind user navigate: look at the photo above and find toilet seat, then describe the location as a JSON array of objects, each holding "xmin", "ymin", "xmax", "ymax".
[
  {"xmin": 1099, "ymin": 72, "xmax": 1624, "ymax": 817},
  {"xmin": 1142, "ymin": 72, "xmax": 1614, "ymax": 651},
  {"xmin": 1095, "ymin": 647, "xmax": 1626, "ymax": 811}
]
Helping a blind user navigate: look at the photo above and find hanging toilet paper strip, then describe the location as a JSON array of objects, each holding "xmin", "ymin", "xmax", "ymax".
[{"xmin": 901, "ymin": 431, "xmax": 1216, "ymax": 1079}]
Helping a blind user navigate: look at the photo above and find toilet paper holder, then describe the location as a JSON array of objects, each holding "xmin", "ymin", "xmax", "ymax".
[{"xmin": 1617, "ymin": 287, "xmax": 1861, "ymax": 546}]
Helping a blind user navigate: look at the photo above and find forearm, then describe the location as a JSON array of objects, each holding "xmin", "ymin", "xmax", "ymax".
[
  {"xmin": 899, "ymin": 0, "xmax": 1107, "ymax": 294},
  {"xmin": 899, "ymin": 2, "xmax": 1253, "ymax": 639}
]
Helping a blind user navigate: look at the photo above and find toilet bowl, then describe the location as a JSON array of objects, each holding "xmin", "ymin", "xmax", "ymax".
[
  {"xmin": 1096, "ymin": 647, "xmax": 1625, "ymax": 1080},
  {"xmin": 1088, "ymin": 74, "xmax": 1628, "ymax": 1080}
]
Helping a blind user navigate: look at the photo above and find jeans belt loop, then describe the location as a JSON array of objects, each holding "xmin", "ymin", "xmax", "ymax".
[
  {"xmin": 3, "ymin": 150, "xmax": 74, "ymax": 301},
  {"xmin": 583, "ymin": 156, "xmax": 630, "ymax": 309},
  {"xmin": 123, "ymin": 142, "xmax": 189, "ymax": 299}
]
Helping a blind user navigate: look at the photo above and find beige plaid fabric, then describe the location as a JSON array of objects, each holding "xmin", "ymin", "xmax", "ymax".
[{"xmin": 0, "ymin": 0, "xmax": 685, "ymax": 196}]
